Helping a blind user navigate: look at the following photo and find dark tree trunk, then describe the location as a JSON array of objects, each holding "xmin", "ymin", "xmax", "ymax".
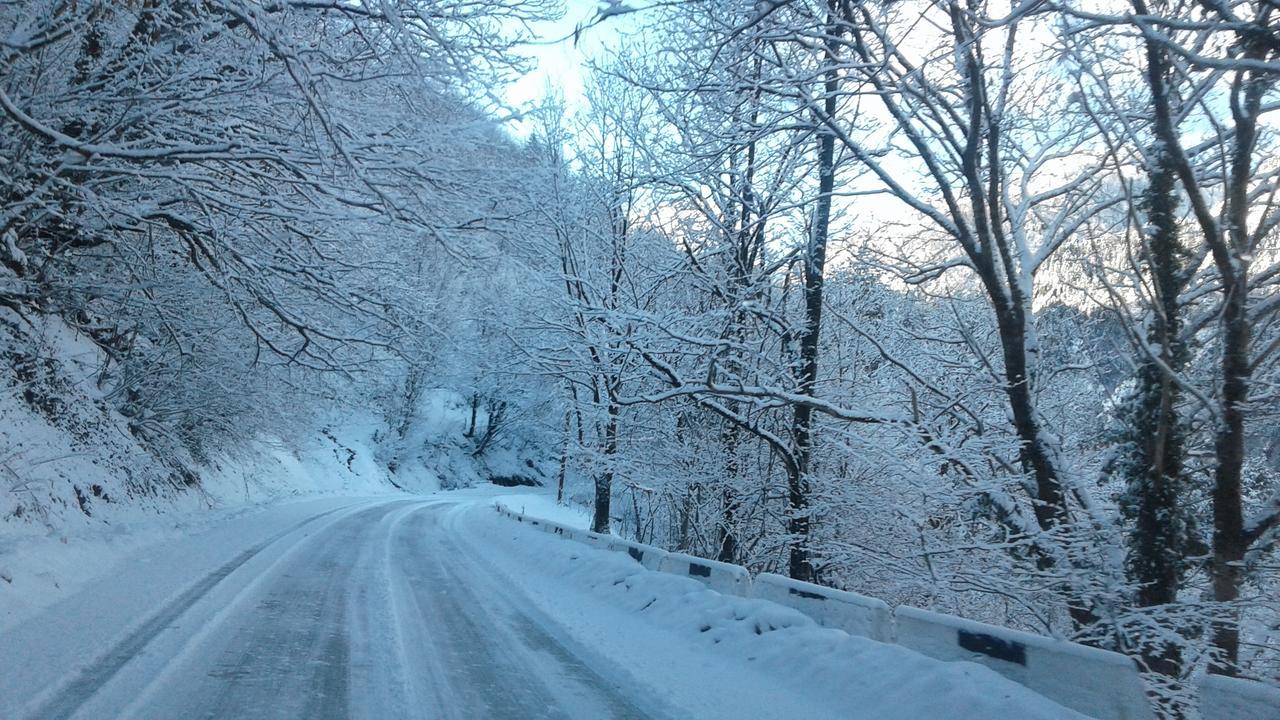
[
  {"xmin": 679, "ymin": 481, "xmax": 700, "ymax": 552},
  {"xmin": 470, "ymin": 399, "xmax": 505, "ymax": 457},
  {"xmin": 557, "ymin": 408, "xmax": 570, "ymax": 504},
  {"xmin": 942, "ymin": 1, "xmax": 1094, "ymax": 627},
  {"xmin": 1209, "ymin": 282, "xmax": 1249, "ymax": 673},
  {"xmin": 1133, "ymin": 4, "xmax": 1270, "ymax": 670},
  {"xmin": 717, "ymin": 426, "xmax": 740, "ymax": 564},
  {"xmin": 1206, "ymin": 49, "xmax": 1270, "ymax": 674},
  {"xmin": 788, "ymin": 21, "xmax": 839, "ymax": 582},
  {"xmin": 465, "ymin": 393, "xmax": 479, "ymax": 438},
  {"xmin": 592, "ymin": 401, "xmax": 618, "ymax": 534},
  {"xmin": 1117, "ymin": 145, "xmax": 1194, "ymax": 682}
]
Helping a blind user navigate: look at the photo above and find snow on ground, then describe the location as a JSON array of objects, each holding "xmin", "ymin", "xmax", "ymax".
[
  {"xmin": 385, "ymin": 388, "xmax": 554, "ymax": 490},
  {"xmin": 199, "ymin": 417, "xmax": 425, "ymax": 503},
  {"xmin": 494, "ymin": 491, "xmax": 593, "ymax": 528},
  {"xmin": 0, "ymin": 497, "xmax": 399, "ymax": 718},
  {"xmin": 0, "ymin": 309, "xmax": 420, "ymax": 630},
  {"xmin": 1, "ymin": 482, "xmax": 1091, "ymax": 719},
  {"xmin": 450, "ymin": 500, "xmax": 1091, "ymax": 720},
  {"xmin": 0, "ymin": 416, "xmax": 405, "ymax": 634},
  {"xmin": 1, "ymin": 311, "xmax": 185, "ymax": 532}
]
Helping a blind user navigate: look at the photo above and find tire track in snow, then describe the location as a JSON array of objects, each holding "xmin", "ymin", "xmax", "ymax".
[
  {"xmin": 399, "ymin": 506, "xmax": 653, "ymax": 720},
  {"xmin": 347, "ymin": 501, "xmax": 441, "ymax": 720},
  {"xmin": 22, "ymin": 501, "xmax": 373, "ymax": 720},
  {"xmin": 24, "ymin": 498, "xmax": 663, "ymax": 720}
]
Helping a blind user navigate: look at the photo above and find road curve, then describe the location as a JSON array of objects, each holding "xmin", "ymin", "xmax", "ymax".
[{"xmin": 25, "ymin": 500, "xmax": 651, "ymax": 720}]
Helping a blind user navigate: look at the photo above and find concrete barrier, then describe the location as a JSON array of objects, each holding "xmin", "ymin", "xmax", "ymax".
[
  {"xmin": 578, "ymin": 530, "xmax": 612, "ymax": 549},
  {"xmin": 545, "ymin": 522, "xmax": 576, "ymax": 541},
  {"xmin": 496, "ymin": 509, "xmax": 742, "ymax": 596},
  {"xmin": 603, "ymin": 537, "xmax": 669, "ymax": 571},
  {"xmin": 490, "ymin": 504, "xmax": 1238, "ymax": 720},
  {"xmin": 658, "ymin": 552, "xmax": 752, "ymax": 597},
  {"xmin": 1200, "ymin": 673, "xmax": 1280, "ymax": 720},
  {"xmin": 752, "ymin": 573, "xmax": 892, "ymax": 643},
  {"xmin": 494, "ymin": 502, "xmax": 525, "ymax": 524},
  {"xmin": 495, "ymin": 504, "xmax": 604, "ymax": 549},
  {"xmin": 893, "ymin": 606, "xmax": 1153, "ymax": 720}
]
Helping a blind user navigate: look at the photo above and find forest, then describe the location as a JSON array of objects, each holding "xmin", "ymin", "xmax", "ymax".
[{"xmin": 1, "ymin": 0, "xmax": 1277, "ymax": 716}]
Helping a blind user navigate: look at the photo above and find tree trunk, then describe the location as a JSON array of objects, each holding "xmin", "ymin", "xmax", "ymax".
[
  {"xmin": 984, "ymin": 289, "xmax": 1096, "ymax": 628},
  {"xmin": 947, "ymin": 1, "xmax": 1090, "ymax": 626},
  {"xmin": 717, "ymin": 422, "xmax": 740, "ymax": 563},
  {"xmin": 557, "ymin": 408, "xmax": 570, "ymax": 504},
  {"xmin": 465, "ymin": 393, "xmax": 479, "ymax": 438},
  {"xmin": 1132, "ymin": 12, "xmax": 1266, "ymax": 670},
  {"xmin": 788, "ymin": 21, "xmax": 839, "ymax": 582},
  {"xmin": 1206, "ymin": 51, "xmax": 1269, "ymax": 673},
  {"xmin": 592, "ymin": 400, "xmax": 618, "ymax": 534},
  {"xmin": 1209, "ymin": 271, "xmax": 1250, "ymax": 674},
  {"xmin": 1119, "ymin": 147, "xmax": 1193, "ymax": 681},
  {"xmin": 717, "ymin": 483, "xmax": 739, "ymax": 564}
]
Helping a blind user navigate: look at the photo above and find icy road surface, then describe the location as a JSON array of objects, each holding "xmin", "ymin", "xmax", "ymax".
[
  {"xmin": 5, "ymin": 500, "xmax": 649, "ymax": 720},
  {"xmin": 2, "ymin": 492, "xmax": 1088, "ymax": 720}
]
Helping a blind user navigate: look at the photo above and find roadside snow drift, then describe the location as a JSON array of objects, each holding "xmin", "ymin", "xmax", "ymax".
[{"xmin": 456, "ymin": 503, "xmax": 1090, "ymax": 720}]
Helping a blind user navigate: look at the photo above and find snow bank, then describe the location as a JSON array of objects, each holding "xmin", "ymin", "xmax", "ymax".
[
  {"xmin": 0, "ymin": 409, "xmax": 406, "ymax": 632},
  {"xmin": 0, "ymin": 312, "xmax": 192, "ymax": 532},
  {"xmin": 494, "ymin": 492, "xmax": 592, "ymax": 528},
  {"xmin": 0, "ymin": 310, "xmax": 419, "ymax": 628},
  {"xmin": 198, "ymin": 416, "xmax": 418, "ymax": 505},
  {"xmin": 462, "ymin": 506, "xmax": 1088, "ymax": 720},
  {"xmin": 493, "ymin": 499, "xmax": 712, "ymax": 577},
  {"xmin": 490, "ymin": 502, "xmax": 1169, "ymax": 720}
]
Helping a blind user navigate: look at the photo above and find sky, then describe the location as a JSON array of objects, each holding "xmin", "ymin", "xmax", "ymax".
[{"xmin": 502, "ymin": 0, "xmax": 646, "ymax": 134}]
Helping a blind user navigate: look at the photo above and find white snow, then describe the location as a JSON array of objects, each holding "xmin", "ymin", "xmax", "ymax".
[
  {"xmin": 455, "ymin": 499, "xmax": 1092, "ymax": 720},
  {"xmin": 1199, "ymin": 673, "xmax": 1280, "ymax": 720},
  {"xmin": 385, "ymin": 388, "xmax": 554, "ymax": 490},
  {"xmin": 494, "ymin": 491, "xmax": 593, "ymax": 528},
  {"xmin": 3, "ymin": 487, "xmax": 1093, "ymax": 720},
  {"xmin": 0, "ymin": 406, "xmax": 404, "ymax": 633},
  {"xmin": 0, "ymin": 497, "xmax": 390, "ymax": 717}
]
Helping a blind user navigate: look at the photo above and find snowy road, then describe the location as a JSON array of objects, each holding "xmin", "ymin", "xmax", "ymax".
[
  {"xmin": 12, "ymin": 500, "xmax": 653, "ymax": 720},
  {"xmin": 4, "ymin": 492, "xmax": 1090, "ymax": 720}
]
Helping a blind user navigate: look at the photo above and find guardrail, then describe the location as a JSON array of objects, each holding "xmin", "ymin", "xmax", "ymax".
[
  {"xmin": 754, "ymin": 573, "xmax": 892, "ymax": 643},
  {"xmin": 658, "ymin": 551, "xmax": 752, "ymax": 597},
  {"xmin": 491, "ymin": 500, "xmax": 1277, "ymax": 720},
  {"xmin": 1198, "ymin": 672, "xmax": 1280, "ymax": 720},
  {"xmin": 893, "ymin": 606, "xmax": 1153, "ymax": 720},
  {"xmin": 603, "ymin": 536, "xmax": 668, "ymax": 571}
]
